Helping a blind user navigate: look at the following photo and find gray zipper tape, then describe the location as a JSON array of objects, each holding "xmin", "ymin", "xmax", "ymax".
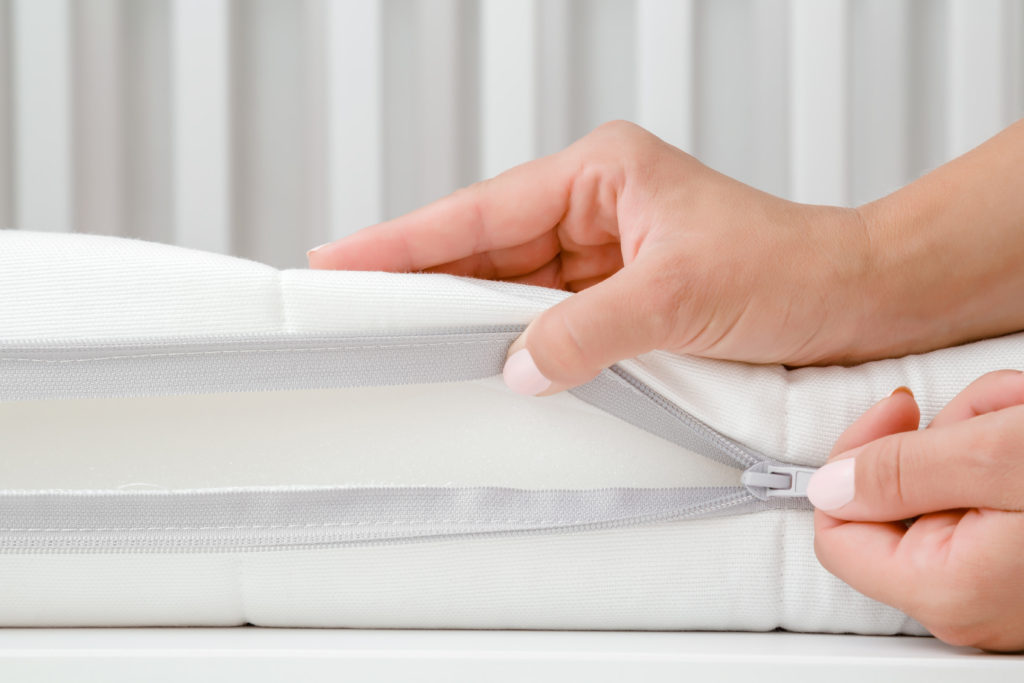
[
  {"xmin": 0, "ymin": 486, "xmax": 808, "ymax": 552},
  {"xmin": 0, "ymin": 328, "xmax": 525, "ymax": 401}
]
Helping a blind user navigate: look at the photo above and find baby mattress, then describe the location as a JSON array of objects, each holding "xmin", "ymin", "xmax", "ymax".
[{"xmin": 1, "ymin": 229, "xmax": 1020, "ymax": 633}]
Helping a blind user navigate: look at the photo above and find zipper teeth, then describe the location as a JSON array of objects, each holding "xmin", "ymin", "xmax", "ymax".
[
  {"xmin": 609, "ymin": 365, "xmax": 760, "ymax": 470},
  {"xmin": 0, "ymin": 491, "xmax": 758, "ymax": 554}
]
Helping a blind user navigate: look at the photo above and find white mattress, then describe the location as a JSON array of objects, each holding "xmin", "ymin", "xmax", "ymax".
[{"xmin": 1, "ymin": 230, "xmax": 1021, "ymax": 634}]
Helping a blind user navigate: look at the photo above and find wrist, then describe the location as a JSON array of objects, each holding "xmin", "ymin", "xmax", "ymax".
[{"xmin": 853, "ymin": 182, "xmax": 1024, "ymax": 361}]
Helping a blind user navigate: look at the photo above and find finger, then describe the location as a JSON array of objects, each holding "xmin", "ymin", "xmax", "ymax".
[
  {"xmin": 828, "ymin": 386, "xmax": 920, "ymax": 458},
  {"xmin": 814, "ymin": 386, "xmax": 920, "ymax": 529},
  {"xmin": 567, "ymin": 274, "xmax": 615, "ymax": 292},
  {"xmin": 927, "ymin": 369, "xmax": 1024, "ymax": 430},
  {"xmin": 501, "ymin": 257, "xmax": 673, "ymax": 395},
  {"xmin": 422, "ymin": 231, "xmax": 560, "ymax": 279},
  {"xmin": 807, "ymin": 404, "xmax": 1024, "ymax": 521},
  {"xmin": 559, "ymin": 243, "xmax": 624, "ymax": 283},
  {"xmin": 812, "ymin": 387, "xmax": 927, "ymax": 613},
  {"xmin": 809, "ymin": 386, "xmax": 918, "ymax": 510},
  {"xmin": 814, "ymin": 508, "xmax": 961, "ymax": 613},
  {"xmin": 505, "ymin": 257, "xmax": 564, "ymax": 290},
  {"xmin": 307, "ymin": 153, "xmax": 573, "ymax": 272}
]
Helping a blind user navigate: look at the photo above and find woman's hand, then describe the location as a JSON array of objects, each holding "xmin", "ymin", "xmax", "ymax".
[
  {"xmin": 310, "ymin": 118, "xmax": 1024, "ymax": 396},
  {"xmin": 809, "ymin": 371, "xmax": 1024, "ymax": 652},
  {"xmin": 309, "ymin": 121, "xmax": 874, "ymax": 394}
]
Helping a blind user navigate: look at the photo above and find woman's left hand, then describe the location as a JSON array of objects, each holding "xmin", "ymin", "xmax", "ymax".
[{"xmin": 809, "ymin": 370, "xmax": 1024, "ymax": 652}]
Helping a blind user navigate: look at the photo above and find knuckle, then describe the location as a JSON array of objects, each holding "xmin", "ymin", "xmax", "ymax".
[
  {"xmin": 584, "ymin": 121, "xmax": 661, "ymax": 165},
  {"xmin": 966, "ymin": 416, "xmax": 1013, "ymax": 473},
  {"xmin": 862, "ymin": 438, "xmax": 911, "ymax": 508},
  {"xmin": 452, "ymin": 184, "xmax": 490, "ymax": 251},
  {"xmin": 590, "ymin": 119, "xmax": 645, "ymax": 142}
]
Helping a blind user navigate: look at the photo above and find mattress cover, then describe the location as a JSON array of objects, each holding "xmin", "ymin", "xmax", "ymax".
[{"xmin": 1, "ymin": 229, "xmax": 1021, "ymax": 632}]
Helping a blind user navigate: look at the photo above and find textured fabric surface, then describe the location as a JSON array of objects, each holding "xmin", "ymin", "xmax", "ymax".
[
  {"xmin": 2, "ymin": 230, "xmax": 1018, "ymax": 633},
  {"xmin": 0, "ymin": 230, "xmax": 568, "ymax": 341},
  {"xmin": 0, "ymin": 511, "xmax": 924, "ymax": 634}
]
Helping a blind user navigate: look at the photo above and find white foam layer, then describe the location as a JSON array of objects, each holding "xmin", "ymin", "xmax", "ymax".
[{"xmin": 0, "ymin": 377, "xmax": 739, "ymax": 490}]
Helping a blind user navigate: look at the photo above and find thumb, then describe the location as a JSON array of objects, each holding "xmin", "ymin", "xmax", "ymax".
[{"xmin": 502, "ymin": 261, "xmax": 671, "ymax": 395}]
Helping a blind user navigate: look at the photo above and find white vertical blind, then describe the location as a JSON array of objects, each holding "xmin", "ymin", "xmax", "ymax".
[
  {"xmin": 0, "ymin": 0, "xmax": 12, "ymax": 230},
  {"xmin": 415, "ymin": 0, "xmax": 464, "ymax": 205},
  {"xmin": 788, "ymin": 0, "xmax": 850, "ymax": 206},
  {"xmin": 73, "ymin": 0, "xmax": 126, "ymax": 237},
  {"xmin": 11, "ymin": 0, "xmax": 72, "ymax": 232},
  {"xmin": 635, "ymin": 0, "xmax": 694, "ymax": 152},
  {"xmin": 536, "ymin": 0, "xmax": 572, "ymax": 157},
  {"xmin": 748, "ymin": 0, "xmax": 790, "ymax": 198},
  {"xmin": 123, "ymin": 0, "xmax": 173, "ymax": 246},
  {"xmin": 2, "ymin": 0, "xmax": 1022, "ymax": 265},
  {"xmin": 232, "ymin": 0, "xmax": 320, "ymax": 267},
  {"xmin": 326, "ymin": 0, "xmax": 383, "ymax": 241},
  {"xmin": 480, "ymin": 0, "xmax": 537, "ymax": 179},
  {"xmin": 947, "ymin": 0, "xmax": 1013, "ymax": 159},
  {"xmin": 171, "ymin": 0, "xmax": 231, "ymax": 253},
  {"xmin": 849, "ymin": 0, "xmax": 910, "ymax": 206}
]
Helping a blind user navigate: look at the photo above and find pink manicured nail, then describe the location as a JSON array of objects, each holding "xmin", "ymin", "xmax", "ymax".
[
  {"xmin": 806, "ymin": 459, "xmax": 856, "ymax": 510},
  {"xmin": 502, "ymin": 349, "xmax": 551, "ymax": 396}
]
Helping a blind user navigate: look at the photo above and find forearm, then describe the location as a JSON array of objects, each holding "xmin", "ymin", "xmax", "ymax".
[{"xmin": 857, "ymin": 118, "xmax": 1024, "ymax": 359}]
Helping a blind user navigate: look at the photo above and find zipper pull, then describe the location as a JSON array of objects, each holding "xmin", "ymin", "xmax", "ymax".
[{"xmin": 741, "ymin": 463, "xmax": 818, "ymax": 500}]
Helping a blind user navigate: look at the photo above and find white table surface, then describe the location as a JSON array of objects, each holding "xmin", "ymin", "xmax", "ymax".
[{"xmin": 0, "ymin": 628, "xmax": 1020, "ymax": 682}]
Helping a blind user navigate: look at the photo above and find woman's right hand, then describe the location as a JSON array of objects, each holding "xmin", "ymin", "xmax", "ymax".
[{"xmin": 309, "ymin": 121, "xmax": 877, "ymax": 394}]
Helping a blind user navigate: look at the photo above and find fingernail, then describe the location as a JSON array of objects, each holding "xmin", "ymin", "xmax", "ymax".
[
  {"xmin": 502, "ymin": 349, "xmax": 551, "ymax": 396},
  {"xmin": 306, "ymin": 243, "xmax": 331, "ymax": 257},
  {"xmin": 806, "ymin": 458, "xmax": 856, "ymax": 510},
  {"xmin": 891, "ymin": 386, "xmax": 914, "ymax": 398}
]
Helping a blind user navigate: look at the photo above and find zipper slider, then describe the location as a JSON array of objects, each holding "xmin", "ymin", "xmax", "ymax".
[{"xmin": 741, "ymin": 463, "xmax": 818, "ymax": 500}]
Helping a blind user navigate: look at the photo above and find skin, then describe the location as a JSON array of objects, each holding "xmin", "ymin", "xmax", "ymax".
[
  {"xmin": 817, "ymin": 373, "xmax": 1024, "ymax": 652},
  {"xmin": 309, "ymin": 118, "xmax": 1024, "ymax": 650}
]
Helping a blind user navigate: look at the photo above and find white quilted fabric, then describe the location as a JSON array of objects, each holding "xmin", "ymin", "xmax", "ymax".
[{"xmin": 2, "ymin": 229, "xmax": 1020, "ymax": 633}]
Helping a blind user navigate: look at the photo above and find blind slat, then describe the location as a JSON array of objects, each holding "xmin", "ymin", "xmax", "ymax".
[{"xmin": 11, "ymin": 0, "xmax": 72, "ymax": 232}]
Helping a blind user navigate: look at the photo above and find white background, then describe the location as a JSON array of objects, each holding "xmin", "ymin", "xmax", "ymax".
[{"xmin": 1, "ymin": 0, "xmax": 1022, "ymax": 268}]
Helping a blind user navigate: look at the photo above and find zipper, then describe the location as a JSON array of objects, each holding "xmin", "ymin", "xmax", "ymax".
[
  {"xmin": 740, "ymin": 464, "xmax": 818, "ymax": 500},
  {"xmin": 572, "ymin": 363, "xmax": 818, "ymax": 502},
  {"xmin": 0, "ymin": 329, "xmax": 818, "ymax": 552}
]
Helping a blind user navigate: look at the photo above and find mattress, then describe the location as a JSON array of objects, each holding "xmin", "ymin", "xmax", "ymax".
[{"xmin": 1, "ymin": 229, "xmax": 1020, "ymax": 632}]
